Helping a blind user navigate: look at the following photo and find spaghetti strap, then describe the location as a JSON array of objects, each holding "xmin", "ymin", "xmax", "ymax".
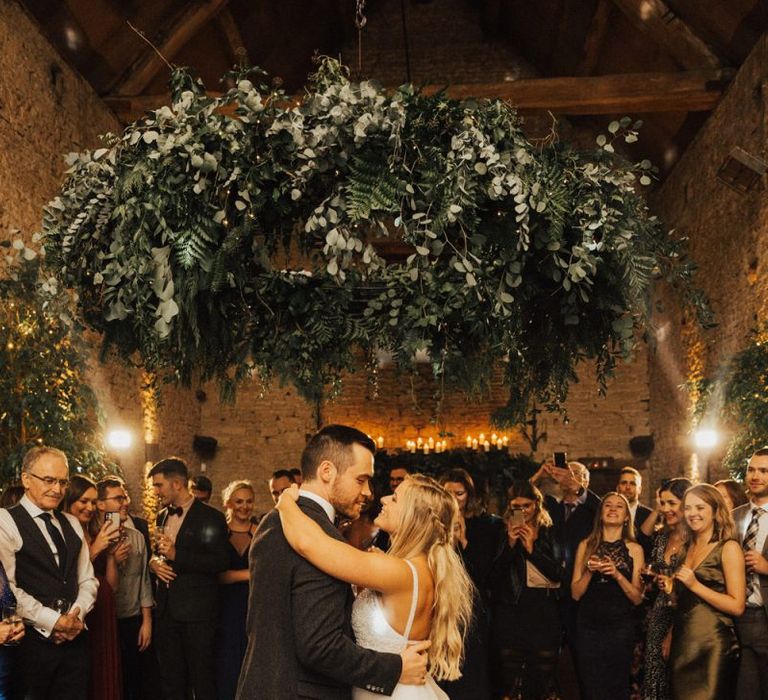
[{"xmin": 403, "ymin": 559, "xmax": 419, "ymax": 640}]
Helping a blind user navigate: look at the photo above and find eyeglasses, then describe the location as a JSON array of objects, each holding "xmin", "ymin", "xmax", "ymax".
[
  {"xmin": 27, "ymin": 473, "xmax": 70, "ymax": 489},
  {"xmin": 101, "ymin": 495, "xmax": 129, "ymax": 503}
]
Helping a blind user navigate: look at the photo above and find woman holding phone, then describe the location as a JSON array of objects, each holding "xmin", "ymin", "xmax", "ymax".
[
  {"xmin": 62, "ymin": 475, "xmax": 127, "ymax": 700},
  {"xmin": 488, "ymin": 481, "xmax": 563, "ymax": 699},
  {"xmin": 572, "ymin": 492, "xmax": 644, "ymax": 700}
]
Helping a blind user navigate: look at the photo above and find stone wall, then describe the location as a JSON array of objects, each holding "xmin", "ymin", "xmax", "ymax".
[{"xmin": 650, "ymin": 34, "xmax": 768, "ymax": 487}]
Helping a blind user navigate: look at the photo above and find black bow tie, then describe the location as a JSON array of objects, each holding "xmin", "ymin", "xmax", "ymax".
[{"xmin": 167, "ymin": 505, "xmax": 183, "ymax": 517}]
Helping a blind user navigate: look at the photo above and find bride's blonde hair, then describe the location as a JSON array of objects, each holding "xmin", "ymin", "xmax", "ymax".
[{"xmin": 387, "ymin": 474, "xmax": 474, "ymax": 681}]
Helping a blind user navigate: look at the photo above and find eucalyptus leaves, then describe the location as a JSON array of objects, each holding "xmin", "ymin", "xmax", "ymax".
[{"xmin": 41, "ymin": 59, "xmax": 708, "ymax": 421}]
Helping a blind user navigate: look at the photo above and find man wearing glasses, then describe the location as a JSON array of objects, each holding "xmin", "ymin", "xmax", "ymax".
[
  {"xmin": 0, "ymin": 445, "xmax": 98, "ymax": 699},
  {"xmin": 97, "ymin": 477, "xmax": 154, "ymax": 700}
]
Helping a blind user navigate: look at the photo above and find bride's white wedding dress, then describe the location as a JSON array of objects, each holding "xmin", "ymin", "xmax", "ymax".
[{"xmin": 351, "ymin": 559, "xmax": 448, "ymax": 699}]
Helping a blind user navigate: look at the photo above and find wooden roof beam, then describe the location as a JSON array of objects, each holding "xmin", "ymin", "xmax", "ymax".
[
  {"xmin": 608, "ymin": 0, "xmax": 724, "ymax": 70},
  {"xmin": 576, "ymin": 0, "xmax": 613, "ymax": 76},
  {"xmin": 104, "ymin": 69, "xmax": 733, "ymax": 122},
  {"xmin": 116, "ymin": 0, "xmax": 231, "ymax": 96}
]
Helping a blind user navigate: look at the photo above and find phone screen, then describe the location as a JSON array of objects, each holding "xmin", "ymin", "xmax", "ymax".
[
  {"xmin": 510, "ymin": 509, "xmax": 525, "ymax": 527},
  {"xmin": 553, "ymin": 451, "xmax": 567, "ymax": 469}
]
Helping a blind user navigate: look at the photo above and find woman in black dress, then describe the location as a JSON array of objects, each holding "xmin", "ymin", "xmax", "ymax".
[
  {"xmin": 641, "ymin": 477, "xmax": 691, "ymax": 700},
  {"xmin": 215, "ymin": 480, "xmax": 256, "ymax": 700},
  {"xmin": 440, "ymin": 468, "xmax": 504, "ymax": 699},
  {"xmin": 572, "ymin": 492, "xmax": 644, "ymax": 700},
  {"xmin": 489, "ymin": 480, "xmax": 563, "ymax": 699}
]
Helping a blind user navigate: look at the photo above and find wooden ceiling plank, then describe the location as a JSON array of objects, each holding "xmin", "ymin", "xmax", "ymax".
[
  {"xmin": 104, "ymin": 69, "xmax": 732, "ymax": 122},
  {"xmin": 117, "ymin": 0, "xmax": 231, "ymax": 96},
  {"xmin": 576, "ymin": 0, "xmax": 613, "ymax": 76},
  {"xmin": 216, "ymin": 8, "xmax": 249, "ymax": 68},
  {"xmin": 608, "ymin": 0, "xmax": 723, "ymax": 70}
]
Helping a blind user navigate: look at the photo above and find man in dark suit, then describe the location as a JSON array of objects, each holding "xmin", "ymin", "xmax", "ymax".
[
  {"xmin": 0, "ymin": 446, "xmax": 98, "ymax": 700},
  {"xmin": 532, "ymin": 459, "xmax": 600, "ymax": 696},
  {"xmin": 617, "ymin": 466, "xmax": 653, "ymax": 554},
  {"xmin": 735, "ymin": 448, "xmax": 768, "ymax": 700},
  {"xmin": 236, "ymin": 425, "xmax": 429, "ymax": 700},
  {"xmin": 149, "ymin": 457, "xmax": 229, "ymax": 700}
]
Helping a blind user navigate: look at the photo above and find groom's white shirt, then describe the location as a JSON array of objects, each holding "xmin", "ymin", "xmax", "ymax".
[{"xmin": 298, "ymin": 489, "xmax": 335, "ymax": 523}]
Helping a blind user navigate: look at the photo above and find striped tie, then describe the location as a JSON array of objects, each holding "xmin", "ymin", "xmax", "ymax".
[{"xmin": 744, "ymin": 507, "xmax": 763, "ymax": 599}]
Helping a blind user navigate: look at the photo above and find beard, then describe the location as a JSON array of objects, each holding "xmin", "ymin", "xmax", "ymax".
[{"xmin": 329, "ymin": 481, "xmax": 367, "ymax": 520}]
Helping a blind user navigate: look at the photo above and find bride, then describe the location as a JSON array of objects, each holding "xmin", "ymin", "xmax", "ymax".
[{"xmin": 277, "ymin": 474, "xmax": 474, "ymax": 698}]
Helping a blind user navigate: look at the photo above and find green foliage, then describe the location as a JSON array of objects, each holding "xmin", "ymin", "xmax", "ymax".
[
  {"xmin": 720, "ymin": 328, "xmax": 768, "ymax": 478},
  {"xmin": 40, "ymin": 58, "xmax": 710, "ymax": 418},
  {"xmin": 0, "ymin": 240, "xmax": 116, "ymax": 484}
]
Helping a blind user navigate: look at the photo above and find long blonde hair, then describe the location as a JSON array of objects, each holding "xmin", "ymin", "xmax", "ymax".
[
  {"xmin": 582, "ymin": 491, "xmax": 636, "ymax": 562},
  {"xmin": 388, "ymin": 474, "xmax": 474, "ymax": 681}
]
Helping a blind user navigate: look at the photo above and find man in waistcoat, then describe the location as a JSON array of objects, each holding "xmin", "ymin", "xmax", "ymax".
[{"xmin": 0, "ymin": 446, "xmax": 98, "ymax": 699}]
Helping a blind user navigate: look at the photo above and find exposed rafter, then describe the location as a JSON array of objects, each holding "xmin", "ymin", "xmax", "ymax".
[
  {"xmin": 103, "ymin": 69, "xmax": 733, "ymax": 122},
  {"xmin": 116, "ymin": 0, "xmax": 231, "ymax": 96},
  {"xmin": 576, "ymin": 0, "xmax": 612, "ymax": 76},
  {"xmin": 608, "ymin": 0, "xmax": 723, "ymax": 69}
]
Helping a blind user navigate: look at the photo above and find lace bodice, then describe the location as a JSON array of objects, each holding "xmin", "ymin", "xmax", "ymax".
[{"xmin": 351, "ymin": 559, "xmax": 420, "ymax": 654}]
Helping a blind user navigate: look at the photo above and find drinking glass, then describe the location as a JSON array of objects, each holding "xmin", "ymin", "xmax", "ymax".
[
  {"xmin": 154, "ymin": 525, "xmax": 167, "ymax": 562},
  {"xmin": 656, "ymin": 565, "xmax": 677, "ymax": 607},
  {"xmin": 50, "ymin": 598, "xmax": 72, "ymax": 615},
  {"xmin": 2, "ymin": 604, "xmax": 21, "ymax": 646}
]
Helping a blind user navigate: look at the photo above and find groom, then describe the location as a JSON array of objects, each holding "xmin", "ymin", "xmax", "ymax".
[{"xmin": 236, "ymin": 424, "xmax": 430, "ymax": 699}]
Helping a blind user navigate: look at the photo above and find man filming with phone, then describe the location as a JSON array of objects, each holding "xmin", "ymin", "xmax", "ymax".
[{"xmin": 530, "ymin": 452, "xmax": 599, "ymax": 695}]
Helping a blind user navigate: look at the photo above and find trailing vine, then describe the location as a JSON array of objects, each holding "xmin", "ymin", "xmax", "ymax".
[{"xmin": 41, "ymin": 59, "xmax": 711, "ymax": 423}]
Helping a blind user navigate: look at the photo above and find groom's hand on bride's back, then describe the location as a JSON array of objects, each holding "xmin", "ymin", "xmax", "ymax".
[{"xmin": 399, "ymin": 640, "xmax": 431, "ymax": 685}]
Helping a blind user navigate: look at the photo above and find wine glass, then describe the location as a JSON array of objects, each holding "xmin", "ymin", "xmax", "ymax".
[
  {"xmin": 656, "ymin": 564, "xmax": 677, "ymax": 607},
  {"xmin": 154, "ymin": 525, "xmax": 167, "ymax": 562},
  {"xmin": 2, "ymin": 604, "xmax": 21, "ymax": 646}
]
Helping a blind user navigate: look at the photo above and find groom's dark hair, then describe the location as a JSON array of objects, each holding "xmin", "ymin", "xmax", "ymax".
[{"xmin": 301, "ymin": 425, "xmax": 376, "ymax": 480}]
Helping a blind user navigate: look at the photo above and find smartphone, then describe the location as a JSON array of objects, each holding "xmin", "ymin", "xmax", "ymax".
[
  {"xmin": 510, "ymin": 509, "xmax": 525, "ymax": 527},
  {"xmin": 553, "ymin": 451, "xmax": 568, "ymax": 469},
  {"xmin": 104, "ymin": 512, "xmax": 120, "ymax": 535}
]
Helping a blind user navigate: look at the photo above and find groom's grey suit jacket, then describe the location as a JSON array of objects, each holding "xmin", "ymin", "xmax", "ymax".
[
  {"xmin": 235, "ymin": 496, "xmax": 402, "ymax": 699},
  {"xmin": 733, "ymin": 502, "xmax": 768, "ymax": 617}
]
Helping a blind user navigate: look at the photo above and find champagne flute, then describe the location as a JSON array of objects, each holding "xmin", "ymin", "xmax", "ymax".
[
  {"xmin": 2, "ymin": 603, "xmax": 21, "ymax": 646},
  {"xmin": 154, "ymin": 525, "xmax": 167, "ymax": 562}
]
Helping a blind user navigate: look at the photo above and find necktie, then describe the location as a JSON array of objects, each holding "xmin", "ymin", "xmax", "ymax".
[
  {"xmin": 744, "ymin": 506, "xmax": 763, "ymax": 599},
  {"xmin": 564, "ymin": 502, "xmax": 576, "ymax": 521},
  {"xmin": 39, "ymin": 512, "xmax": 67, "ymax": 573}
]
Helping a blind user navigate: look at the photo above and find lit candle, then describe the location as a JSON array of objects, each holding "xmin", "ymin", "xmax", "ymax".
[
  {"xmin": 417, "ymin": 437, "xmax": 423, "ymax": 448},
  {"xmin": 377, "ymin": 436, "xmax": 384, "ymax": 449},
  {"xmin": 491, "ymin": 433, "xmax": 498, "ymax": 445},
  {"xmin": 428, "ymin": 436, "xmax": 435, "ymax": 449},
  {"xmin": 472, "ymin": 439, "xmax": 478, "ymax": 450},
  {"xmin": 466, "ymin": 435, "xmax": 472, "ymax": 448},
  {"xmin": 409, "ymin": 441, "xmax": 416, "ymax": 454},
  {"xmin": 479, "ymin": 433, "xmax": 485, "ymax": 442},
  {"xmin": 502, "ymin": 435, "xmax": 509, "ymax": 446},
  {"xmin": 424, "ymin": 444, "xmax": 430, "ymax": 454},
  {"xmin": 484, "ymin": 440, "xmax": 490, "ymax": 452}
]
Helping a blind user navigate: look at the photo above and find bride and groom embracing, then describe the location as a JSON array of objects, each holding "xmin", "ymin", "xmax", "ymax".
[{"xmin": 235, "ymin": 424, "xmax": 473, "ymax": 699}]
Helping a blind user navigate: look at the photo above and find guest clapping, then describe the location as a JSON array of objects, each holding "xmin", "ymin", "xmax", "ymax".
[
  {"xmin": 572, "ymin": 492, "xmax": 644, "ymax": 700},
  {"xmin": 488, "ymin": 481, "xmax": 563, "ymax": 700},
  {"xmin": 669, "ymin": 484, "xmax": 745, "ymax": 700}
]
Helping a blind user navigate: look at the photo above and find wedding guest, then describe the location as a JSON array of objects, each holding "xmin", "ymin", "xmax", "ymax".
[
  {"xmin": 617, "ymin": 467, "xmax": 653, "ymax": 555},
  {"xmin": 733, "ymin": 449, "xmax": 768, "ymax": 700},
  {"xmin": 488, "ymin": 481, "xmax": 563, "ymax": 700},
  {"xmin": 0, "ymin": 485, "xmax": 24, "ymax": 509},
  {"xmin": 63, "ymin": 475, "xmax": 126, "ymax": 700},
  {"xmin": 0, "ymin": 561, "xmax": 24, "ymax": 696},
  {"xmin": 0, "ymin": 446, "xmax": 98, "ymax": 700},
  {"xmin": 642, "ymin": 477, "xmax": 691, "ymax": 700},
  {"xmin": 190, "ymin": 475, "xmax": 213, "ymax": 504},
  {"xmin": 714, "ymin": 479, "xmax": 748, "ymax": 511},
  {"xmin": 269, "ymin": 469, "xmax": 296, "ymax": 504},
  {"xmin": 572, "ymin": 492, "xmax": 644, "ymax": 700},
  {"xmin": 389, "ymin": 466, "xmax": 410, "ymax": 494},
  {"xmin": 215, "ymin": 480, "xmax": 257, "ymax": 700},
  {"xmin": 97, "ymin": 477, "xmax": 153, "ymax": 700},
  {"xmin": 440, "ymin": 468, "xmax": 504, "ymax": 699},
  {"xmin": 289, "ymin": 467, "xmax": 303, "ymax": 487},
  {"xmin": 669, "ymin": 484, "xmax": 745, "ymax": 700}
]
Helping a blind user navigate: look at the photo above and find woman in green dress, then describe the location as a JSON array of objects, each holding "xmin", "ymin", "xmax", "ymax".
[{"xmin": 668, "ymin": 484, "xmax": 745, "ymax": 700}]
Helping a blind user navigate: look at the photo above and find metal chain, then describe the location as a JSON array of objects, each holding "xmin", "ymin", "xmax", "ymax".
[{"xmin": 355, "ymin": 0, "xmax": 367, "ymax": 76}]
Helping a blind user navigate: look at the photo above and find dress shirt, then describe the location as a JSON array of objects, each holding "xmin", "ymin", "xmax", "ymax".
[
  {"xmin": 163, "ymin": 495, "xmax": 195, "ymax": 544},
  {"xmin": 742, "ymin": 501, "xmax": 768, "ymax": 607},
  {"xmin": 0, "ymin": 495, "xmax": 98, "ymax": 636},
  {"xmin": 115, "ymin": 527, "xmax": 153, "ymax": 619},
  {"xmin": 629, "ymin": 501, "xmax": 638, "ymax": 522},
  {"xmin": 298, "ymin": 489, "xmax": 335, "ymax": 523}
]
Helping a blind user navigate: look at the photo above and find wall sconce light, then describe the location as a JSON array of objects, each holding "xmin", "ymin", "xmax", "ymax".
[
  {"xmin": 716, "ymin": 147, "xmax": 767, "ymax": 194},
  {"xmin": 693, "ymin": 428, "xmax": 719, "ymax": 450},
  {"xmin": 106, "ymin": 429, "xmax": 133, "ymax": 450}
]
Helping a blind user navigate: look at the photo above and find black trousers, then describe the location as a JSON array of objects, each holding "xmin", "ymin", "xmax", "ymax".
[
  {"xmin": 736, "ymin": 607, "xmax": 768, "ymax": 700},
  {"xmin": 154, "ymin": 610, "xmax": 216, "ymax": 700},
  {"xmin": 12, "ymin": 629, "xmax": 88, "ymax": 700}
]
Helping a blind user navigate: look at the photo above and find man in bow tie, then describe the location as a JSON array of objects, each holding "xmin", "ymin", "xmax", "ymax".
[
  {"xmin": 148, "ymin": 457, "xmax": 229, "ymax": 700},
  {"xmin": 0, "ymin": 446, "xmax": 98, "ymax": 699},
  {"xmin": 735, "ymin": 448, "xmax": 768, "ymax": 699}
]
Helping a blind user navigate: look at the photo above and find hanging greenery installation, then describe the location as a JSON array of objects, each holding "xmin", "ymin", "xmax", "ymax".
[{"xmin": 41, "ymin": 59, "xmax": 711, "ymax": 424}]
